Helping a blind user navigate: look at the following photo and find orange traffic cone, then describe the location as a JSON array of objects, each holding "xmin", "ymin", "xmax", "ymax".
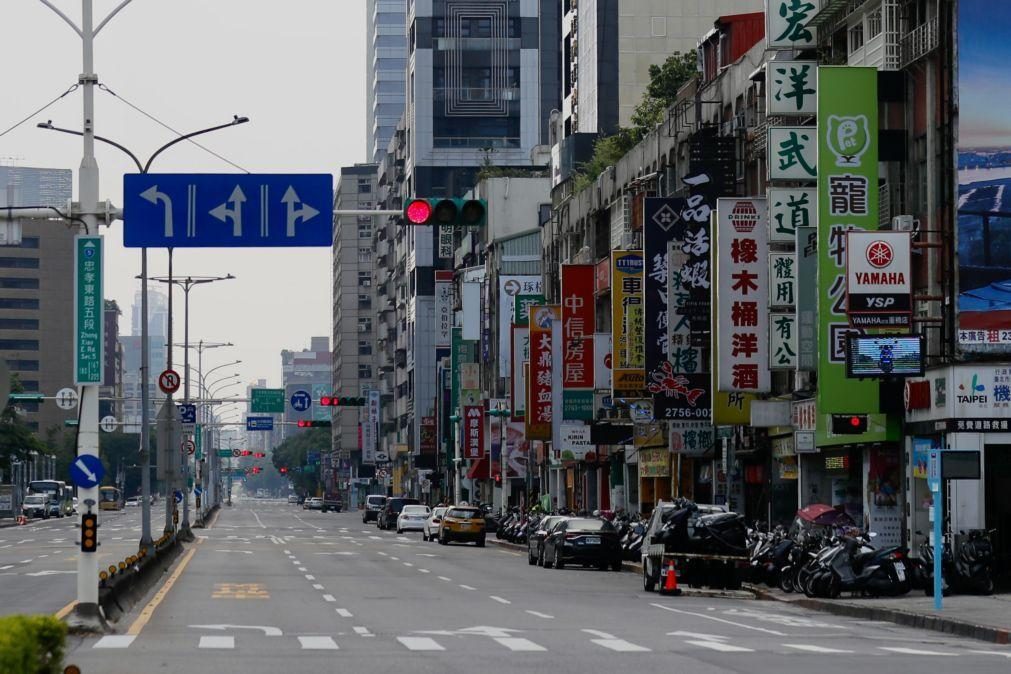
[
  {"xmin": 16, "ymin": 515, "xmax": 27, "ymax": 526},
  {"xmin": 660, "ymin": 559, "xmax": 681, "ymax": 596}
]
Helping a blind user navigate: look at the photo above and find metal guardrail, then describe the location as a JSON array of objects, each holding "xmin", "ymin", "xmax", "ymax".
[{"xmin": 900, "ymin": 17, "xmax": 939, "ymax": 69}]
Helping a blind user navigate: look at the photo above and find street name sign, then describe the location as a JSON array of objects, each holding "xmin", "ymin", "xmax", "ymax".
[
  {"xmin": 216, "ymin": 449, "xmax": 233, "ymax": 458},
  {"xmin": 246, "ymin": 416, "xmax": 274, "ymax": 432},
  {"xmin": 74, "ymin": 235, "xmax": 104, "ymax": 385},
  {"xmin": 251, "ymin": 388, "xmax": 284, "ymax": 413},
  {"xmin": 123, "ymin": 174, "xmax": 333, "ymax": 248}
]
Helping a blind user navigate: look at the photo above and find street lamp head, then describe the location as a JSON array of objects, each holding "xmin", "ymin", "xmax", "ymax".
[
  {"xmin": 37, "ymin": 121, "xmax": 53, "ymax": 129},
  {"xmin": 233, "ymin": 116, "xmax": 250, "ymax": 125}
]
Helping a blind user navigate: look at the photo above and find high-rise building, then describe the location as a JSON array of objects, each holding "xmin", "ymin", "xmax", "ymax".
[
  {"xmin": 131, "ymin": 288, "xmax": 168, "ymax": 340},
  {"xmin": 119, "ymin": 287, "xmax": 168, "ymax": 433},
  {"xmin": 366, "ymin": 0, "xmax": 408, "ymax": 163},
  {"xmin": 333, "ymin": 165, "xmax": 380, "ymax": 458},
  {"xmin": 101, "ymin": 300, "xmax": 123, "ymax": 422},
  {"xmin": 281, "ymin": 337, "xmax": 331, "ymax": 440},
  {"xmin": 0, "ymin": 166, "xmax": 74, "ymax": 436}
]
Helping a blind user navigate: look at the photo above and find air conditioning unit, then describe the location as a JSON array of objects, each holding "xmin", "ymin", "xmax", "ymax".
[{"xmin": 892, "ymin": 215, "xmax": 915, "ymax": 231}]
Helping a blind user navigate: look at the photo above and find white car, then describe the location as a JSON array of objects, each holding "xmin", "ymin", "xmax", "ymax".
[
  {"xmin": 423, "ymin": 507, "xmax": 448, "ymax": 542},
  {"xmin": 125, "ymin": 497, "xmax": 142, "ymax": 507},
  {"xmin": 396, "ymin": 504, "xmax": 431, "ymax": 534}
]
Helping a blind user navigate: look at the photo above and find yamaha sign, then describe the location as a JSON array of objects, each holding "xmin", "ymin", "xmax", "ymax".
[{"xmin": 846, "ymin": 231, "xmax": 912, "ymax": 328}]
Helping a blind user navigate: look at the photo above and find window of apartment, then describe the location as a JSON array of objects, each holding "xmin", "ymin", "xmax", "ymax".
[
  {"xmin": 358, "ymin": 247, "xmax": 372, "ymax": 263},
  {"xmin": 358, "ymin": 317, "xmax": 372, "ymax": 333},
  {"xmin": 18, "ymin": 237, "xmax": 40, "ymax": 249},
  {"xmin": 358, "ymin": 221, "xmax": 372, "ymax": 238},
  {"xmin": 358, "ymin": 340, "xmax": 373, "ymax": 356},
  {"xmin": 358, "ymin": 294, "xmax": 372, "ymax": 309},
  {"xmin": 0, "ymin": 277, "xmax": 39, "ymax": 289},
  {"xmin": 358, "ymin": 364, "xmax": 373, "ymax": 380},
  {"xmin": 0, "ymin": 257, "xmax": 39, "ymax": 269},
  {"xmin": 357, "ymin": 181, "xmax": 372, "ymax": 193},
  {"xmin": 849, "ymin": 22, "xmax": 864, "ymax": 53},
  {"xmin": 0, "ymin": 298, "xmax": 39, "ymax": 310},
  {"xmin": 866, "ymin": 9, "xmax": 883, "ymax": 40},
  {"xmin": 0, "ymin": 318, "xmax": 39, "ymax": 330},
  {"xmin": 6, "ymin": 359, "xmax": 39, "ymax": 371},
  {"xmin": 18, "ymin": 380, "xmax": 39, "ymax": 391},
  {"xmin": 0, "ymin": 339, "xmax": 39, "ymax": 350},
  {"xmin": 358, "ymin": 271, "xmax": 372, "ymax": 287}
]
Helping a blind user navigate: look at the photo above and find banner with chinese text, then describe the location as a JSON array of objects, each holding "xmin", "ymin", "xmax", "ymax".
[
  {"xmin": 611, "ymin": 250, "xmax": 645, "ymax": 396},
  {"xmin": 561, "ymin": 264, "xmax": 595, "ymax": 420},
  {"xmin": 527, "ymin": 305, "xmax": 558, "ymax": 440}
]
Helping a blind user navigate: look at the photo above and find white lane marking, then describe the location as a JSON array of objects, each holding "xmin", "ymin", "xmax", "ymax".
[
  {"xmin": 199, "ymin": 636, "xmax": 235, "ymax": 649},
  {"xmin": 495, "ymin": 637, "xmax": 546, "ymax": 652},
  {"xmin": 686, "ymin": 640, "xmax": 754, "ymax": 653},
  {"xmin": 93, "ymin": 635, "xmax": 136, "ymax": 649},
  {"xmin": 0, "ymin": 565, "xmax": 12, "ymax": 571},
  {"xmin": 489, "ymin": 595, "xmax": 511, "ymax": 604},
  {"xmin": 353, "ymin": 626, "xmax": 374, "ymax": 637},
  {"xmin": 418, "ymin": 568, "xmax": 431, "ymax": 574},
  {"xmin": 252, "ymin": 511, "xmax": 266, "ymax": 528},
  {"xmin": 377, "ymin": 551, "xmax": 388, "ymax": 556},
  {"xmin": 650, "ymin": 603, "xmax": 787, "ymax": 636},
  {"xmin": 438, "ymin": 576, "xmax": 452, "ymax": 582},
  {"xmin": 336, "ymin": 609, "xmax": 353, "ymax": 618},
  {"xmin": 968, "ymin": 650, "xmax": 1011, "ymax": 659},
  {"xmin": 525, "ymin": 611, "xmax": 554, "ymax": 619},
  {"xmin": 370, "ymin": 536, "xmax": 382, "ymax": 540},
  {"xmin": 582, "ymin": 630, "xmax": 650, "ymax": 653},
  {"xmin": 283, "ymin": 549, "xmax": 291, "ymax": 554},
  {"xmin": 298, "ymin": 567, "xmax": 307, "ymax": 572},
  {"xmin": 18, "ymin": 559, "xmax": 33, "ymax": 564},
  {"xmin": 305, "ymin": 575, "xmax": 315, "ymax": 580},
  {"xmin": 322, "ymin": 594, "xmax": 336, "ymax": 602},
  {"xmin": 879, "ymin": 647, "xmax": 958, "ymax": 657},
  {"xmin": 459, "ymin": 584, "xmax": 476, "ymax": 591},
  {"xmin": 390, "ymin": 556, "xmax": 399, "ymax": 561},
  {"xmin": 403, "ymin": 562, "xmax": 414, "ymax": 567},
  {"xmin": 783, "ymin": 644, "xmax": 855, "ymax": 654},
  {"xmin": 298, "ymin": 636, "xmax": 339, "ymax": 650},
  {"xmin": 398, "ymin": 637, "xmax": 445, "ymax": 651}
]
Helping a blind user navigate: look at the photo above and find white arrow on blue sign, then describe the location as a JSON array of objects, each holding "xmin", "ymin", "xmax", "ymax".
[
  {"xmin": 69, "ymin": 455, "xmax": 105, "ymax": 488},
  {"xmin": 123, "ymin": 174, "xmax": 333, "ymax": 248},
  {"xmin": 290, "ymin": 390, "xmax": 312, "ymax": 412}
]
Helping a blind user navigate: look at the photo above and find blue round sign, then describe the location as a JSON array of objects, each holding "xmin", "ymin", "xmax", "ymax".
[
  {"xmin": 69, "ymin": 455, "xmax": 105, "ymax": 489},
  {"xmin": 290, "ymin": 390, "xmax": 312, "ymax": 412},
  {"xmin": 173, "ymin": 489, "xmax": 183, "ymax": 504}
]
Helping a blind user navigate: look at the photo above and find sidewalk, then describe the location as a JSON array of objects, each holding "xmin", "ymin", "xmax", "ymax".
[{"xmin": 749, "ymin": 584, "xmax": 1011, "ymax": 644}]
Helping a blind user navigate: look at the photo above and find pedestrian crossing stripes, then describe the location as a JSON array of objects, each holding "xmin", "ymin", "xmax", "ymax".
[{"xmin": 298, "ymin": 636, "xmax": 339, "ymax": 650}]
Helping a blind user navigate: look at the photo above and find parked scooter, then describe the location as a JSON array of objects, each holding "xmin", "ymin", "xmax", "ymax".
[
  {"xmin": 810, "ymin": 532, "xmax": 910, "ymax": 598},
  {"xmin": 921, "ymin": 529, "xmax": 996, "ymax": 596}
]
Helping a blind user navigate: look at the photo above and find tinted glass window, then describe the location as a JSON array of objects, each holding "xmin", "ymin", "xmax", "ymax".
[
  {"xmin": 367, "ymin": 496, "xmax": 386, "ymax": 505},
  {"xmin": 447, "ymin": 508, "xmax": 481, "ymax": 519},
  {"xmin": 566, "ymin": 519, "xmax": 613, "ymax": 532}
]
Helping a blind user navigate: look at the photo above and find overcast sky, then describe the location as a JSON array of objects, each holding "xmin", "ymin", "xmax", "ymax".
[{"xmin": 0, "ymin": 1, "xmax": 366, "ymax": 393}]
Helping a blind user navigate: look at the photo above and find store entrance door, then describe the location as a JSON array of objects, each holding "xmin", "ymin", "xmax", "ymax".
[{"xmin": 985, "ymin": 445, "xmax": 1011, "ymax": 589}]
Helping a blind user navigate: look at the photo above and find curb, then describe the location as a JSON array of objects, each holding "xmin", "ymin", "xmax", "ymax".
[
  {"xmin": 489, "ymin": 538, "xmax": 757, "ymax": 600},
  {"xmin": 749, "ymin": 585, "xmax": 1011, "ymax": 645}
]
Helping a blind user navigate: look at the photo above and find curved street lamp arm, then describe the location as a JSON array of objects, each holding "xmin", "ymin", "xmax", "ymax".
[
  {"xmin": 144, "ymin": 117, "xmax": 249, "ymax": 173},
  {"xmin": 37, "ymin": 0, "xmax": 83, "ymax": 37},
  {"xmin": 37, "ymin": 122, "xmax": 142, "ymax": 172},
  {"xmin": 94, "ymin": 0, "xmax": 136, "ymax": 36}
]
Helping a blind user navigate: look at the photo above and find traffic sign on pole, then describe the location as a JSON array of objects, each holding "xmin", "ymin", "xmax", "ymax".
[
  {"xmin": 183, "ymin": 439, "xmax": 196, "ymax": 456},
  {"xmin": 69, "ymin": 455, "xmax": 105, "ymax": 489},
  {"xmin": 73, "ymin": 235, "xmax": 104, "ymax": 385},
  {"xmin": 123, "ymin": 174, "xmax": 333, "ymax": 248},
  {"xmin": 246, "ymin": 417, "xmax": 274, "ymax": 432},
  {"xmin": 290, "ymin": 389, "xmax": 312, "ymax": 412},
  {"xmin": 250, "ymin": 388, "xmax": 284, "ymax": 413},
  {"xmin": 55, "ymin": 388, "xmax": 79, "ymax": 410},
  {"xmin": 231, "ymin": 449, "xmax": 241, "ymax": 458},
  {"xmin": 159, "ymin": 369, "xmax": 181, "ymax": 394},
  {"xmin": 99, "ymin": 416, "xmax": 117, "ymax": 433},
  {"xmin": 177, "ymin": 403, "xmax": 197, "ymax": 424}
]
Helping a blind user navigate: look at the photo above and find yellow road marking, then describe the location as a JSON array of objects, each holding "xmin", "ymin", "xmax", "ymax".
[
  {"xmin": 54, "ymin": 600, "xmax": 77, "ymax": 620},
  {"xmin": 126, "ymin": 541, "xmax": 202, "ymax": 636},
  {"xmin": 211, "ymin": 582, "xmax": 269, "ymax": 599}
]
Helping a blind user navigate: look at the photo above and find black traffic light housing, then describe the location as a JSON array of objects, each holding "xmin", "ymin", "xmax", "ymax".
[
  {"xmin": 320, "ymin": 395, "xmax": 367, "ymax": 407},
  {"xmin": 403, "ymin": 198, "xmax": 486, "ymax": 227},
  {"xmin": 831, "ymin": 414, "xmax": 868, "ymax": 435},
  {"xmin": 81, "ymin": 513, "xmax": 98, "ymax": 553},
  {"xmin": 297, "ymin": 420, "xmax": 332, "ymax": 428}
]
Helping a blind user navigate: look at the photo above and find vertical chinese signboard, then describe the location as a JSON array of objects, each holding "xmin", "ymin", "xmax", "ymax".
[
  {"xmin": 510, "ymin": 325, "xmax": 529, "ymax": 421},
  {"xmin": 499, "ymin": 276, "xmax": 542, "ymax": 376},
  {"xmin": 74, "ymin": 235, "xmax": 104, "ymax": 385},
  {"xmin": 770, "ymin": 252, "xmax": 798, "ymax": 370},
  {"xmin": 797, "ymin": 227, "xmax": 818, "ymax": 371},
  {"xmin": 769, "ymin": 188, "xmax": 816, "ymax": 243},
  {"xmin": 716, "ymin": 198, "xmax": 770, "ymax": 392},
  {"xmin": 435, "ymin": 271, "xmax": 453, "ymax": 348},
  {"xmin": 611, "ymin": 250, "xmax": 644, "ymax": 396},
  {"xmin": 527, "ymin": 305, "xmax": 558, "ymax": 440},
  {"xmin": 766, "ymin": 0, "xmax": 821, "ymax": 49},
  {"xmin": 768, "ymin": 127, "xmax": 818, "ymax": 181},
  {"xmin": 463, "ymin": 405, "xmax": 484, "ymax": 459},
  {"xmin": 561, "ymin": 265, "xmax": 594, "ymax": 420},
  {"xmin": 817, "ymin": 66, "xmax": 882, "ymax": 441},
  {"xmin": 768, "ymin": 61, "xmax": 818, "ymax": 116}
]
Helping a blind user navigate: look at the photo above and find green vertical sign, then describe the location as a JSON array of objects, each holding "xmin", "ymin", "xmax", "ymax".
[
  {"xmin": 195, "ymin": 424, "xmax": 203, "ymax": 460},
  {"xmin": 816, "ymin": 67, "xmax": 892, "ymax": 445},
  {"xmin": 74, "ymin": 235, "xmax": 103, "ymax": 385},
  {"xmin": 513, "ymin": 294, "xmax": 545, "ymax": 326}
]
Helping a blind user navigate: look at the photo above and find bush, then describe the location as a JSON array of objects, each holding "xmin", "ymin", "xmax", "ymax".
[{"xmin": 0, "ymin": 615, "xmax": 67, "ymax": 674}]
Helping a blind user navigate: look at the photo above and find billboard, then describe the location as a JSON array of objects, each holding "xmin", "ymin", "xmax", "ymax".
[
  {"xmin": 610, "ymin": 250, "xmax": 645, "ymax": 396},
  {"xmin": 957, "ymin": 3, "xmax": 1011, "ymax": 349},
  {"xmin": 561, "ymin": 265, "xmax": 595, "ymax": 419},
  {"xmin": 499, "ymin": 276, "xmax": 542, "ymax": 374},
  {"xmin": 817, "ymin": 66, "xmax": 887, "ymax": 444},
  {"xmin": 527, "ymin": 305, "xmax": 558, "ymax": 440},
  {"xmin": 846, "ymin": 231, "xmax": 912, "ymax": 328}
]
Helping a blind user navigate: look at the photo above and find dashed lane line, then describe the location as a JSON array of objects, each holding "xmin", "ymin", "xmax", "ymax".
[
  {"xmin": 489, "ymin": 595, "xmax": 511, "ymax": 605},
  {"xmin": 336, "ymin": 609, "xmax": 353, "ymax": 618},
  {"xmin": 397, "ymin": 637, "xmax": 445, "ymax": 651},
  {"xmin": 459, "ymin": 584, "xmax": 476, "ymax": 591},
  {"xmin": 322, "ymin": 594, "xmax": 336, "ymax": 602},
  {"xmin": 525, "ymin": 610, "xmax": 554, "ymax": 619},
  {"xmin": 299, "ymin": 636, "xmax": 339, "ymax": 650}
]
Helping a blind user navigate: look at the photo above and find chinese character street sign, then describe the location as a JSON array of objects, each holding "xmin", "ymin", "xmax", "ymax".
[
  {"xmin": 768, "ymin": 61, "xmax": 818, "ymax": 115},
  {"xmin": 561, "ymin": 264, "xmax": 595, "ymax": 419},
  {"xmin": 767, "ymin": 0, "xmax": 822, "ymax": 50},
  {"xmin": 611, "ymin": 250, "xmax": 645, "ymax": 396},
  {"xmin": 74, "ymin": 235, "xmax": 104, "ymax": 385},
  {"xmin": 770, "ymin": 312, "xmax": 799, "ymax": 370},
  {"xmin": 527, "ymin": 305, "xmax": 558, "ymax": 440},
  {"xmin": 769, "ymin": 187, "xmax": 816, "ymax": 242},
  {"xmin": 463, "ymin": 405, "xmax": 484, "ymax": 459},
  {"xmin": 250, "ymin": 388, "xmax": 284, "ymax": 414},
  {"xmin": 769, "ymin": 252, "xmax": 797, "ymax": 309},
  {"xmin": 769, "ymin": 126, "xmax": 818, "ymax": 181}
]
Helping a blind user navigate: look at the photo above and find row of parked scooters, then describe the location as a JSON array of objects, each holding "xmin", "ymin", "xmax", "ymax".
[
  {"xmin": 494, "ymin": 508, "xmax": 648, "ymax": 561},
  {"xmin": 748, "ymin": 523, "xmax": 998, "ymax": 599}
]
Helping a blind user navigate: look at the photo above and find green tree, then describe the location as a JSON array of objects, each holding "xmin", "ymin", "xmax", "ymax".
[
  {"xmin": 0, "ymin": 375, "xmax": 47, "ymax": 477},
  {"xmin": 271, "ymin": 428, "xmax": 330, "ymax": 496}
]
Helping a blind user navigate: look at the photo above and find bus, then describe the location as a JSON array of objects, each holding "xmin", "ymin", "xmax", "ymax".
[
  {"xmin": 98, "ymin": 486, "xmax": 123, "ymax": 511},
  {"xmin": 27, "ymin": 480, "xmax": 73, "ymax": 517}
]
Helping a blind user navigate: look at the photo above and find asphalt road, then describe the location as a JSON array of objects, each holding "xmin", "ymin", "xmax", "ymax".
[
  {"xmin": 0, "ymin": 505, "xmax": 165, "ymax": 616},
  {"xmin": 59, "ymin": 500, "xmax": 1011, "ymax": 674}
]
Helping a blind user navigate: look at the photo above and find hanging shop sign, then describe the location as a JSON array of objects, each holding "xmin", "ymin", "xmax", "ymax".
[
  {"xmin": 769, "ymin": 188, "xmax": 816, "ymax": 244},
  {"xmin": 767, "ymin": 61, "xmax": 818, "ymax": 115},
  {"xmin": 561, "ymin": 264, "xmax": 595, "ymax": 420},
  {"xmin": 611, "ymin": 250, "xmax": 645, "ymax": 396},
  {"xmin": 766, "ymin": 0, "xmax": 822, "ymax": 50},
  {"xmin": 846, "ymin": 231, "xmax": 912, "ymax": 328},
  {"xmin": 526, "ymin": 305, "xmax": 558, "ymax": 440}
]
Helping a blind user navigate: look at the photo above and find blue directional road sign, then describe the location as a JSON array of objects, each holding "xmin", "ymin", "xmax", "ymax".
[
  {"xmin": 174, "ymin": 489, "xmax": 183, "ymax": 504},
  {"xmin": 123, "ymin": 174, "xmax": 333, "ymax": 248},
  {"xmin": 290, "ymin": 389, "xmax": 312, "ymax": 413},
  {"xmin": 69, "ymin": 455, "xmax": 105, "ymax": 489},
  {"xmin": 246, "ymin": 416, "xmax": 274, "ymax": 432},
  {"xmin": 177, "ymin": 403, "xmax": 197, "ymax": 424}
]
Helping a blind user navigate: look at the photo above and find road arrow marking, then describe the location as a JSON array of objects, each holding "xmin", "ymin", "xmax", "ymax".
[
  {"xmin": 139, "ymin": 185, "xmax": 173, "ymax": 236},
  {"xmin": 209, "ymin": 185, "xmax": 247, "ymax": 236},
  {"xmin": 74, "ymin": 458, "xmax": 97, "ymax": 484},
  {"xmin": 282, "ymin": 186, "xmax": 320, "ymax": 237},
  {"xmin": 189, "ymin": 624, "xmax": 282, "ymax": 636}
]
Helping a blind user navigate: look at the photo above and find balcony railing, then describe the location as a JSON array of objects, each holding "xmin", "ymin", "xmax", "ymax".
[
  {"xmin": 900, "ymin": 16, "xmax": 939, "ymax": 69},
  {"xmin": 433, "ymin": 87, "xmax": 520, "ymax": 103}
]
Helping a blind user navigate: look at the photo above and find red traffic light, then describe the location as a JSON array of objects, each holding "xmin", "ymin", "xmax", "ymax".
[
  {"xmin": 849, "ymin": 416, "xmax": 861, "ymax": 428},
  {"xmin": 321, "ymin": 396, "xmax": 332, "ymax": 406},
  {"xmin": 405, "ymin": 198, "xmax": 433, "ymax": 224},
  {"xmin": 279, "ymin": 467, "xmax": 287, "ymax": 474},
  {"xmin": 297, "ymin": 420, "xmax": 309, "ymax": 428}
]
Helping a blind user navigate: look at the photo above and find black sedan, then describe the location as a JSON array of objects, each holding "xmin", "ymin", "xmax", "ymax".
[
  {"xmin": 527, "ymin": 516, "xmax": 568, "ymax": 566},
  {"xmin": 542, "ymin": 518, "xmax": 622, "ymax": 571}
]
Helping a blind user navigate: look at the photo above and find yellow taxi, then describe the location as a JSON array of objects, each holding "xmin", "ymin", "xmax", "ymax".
[{"xmin": 438, "ymin": 505, "xmax": 486, "ymax": 546}]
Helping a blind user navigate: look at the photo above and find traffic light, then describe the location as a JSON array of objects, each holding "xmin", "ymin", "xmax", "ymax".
[
  {"xmin": 253, "ymin": 452, "xmax": 266, "ymax": 458},
  {"xmin": 241, "ymin": 450, "xmax": 252, "ymax": 456},
  {"xmin": 297, "ymin": 420, "xmax": 331, "ymax": 428},
  {"xmin": 494, "ymin": 473, "xmax": 502, "ymax": 486},
  {"xmin": 320, "ymin": 396, "xmax": 366, "ymax": 407},
  {"xmin": 279, "ymin": 467, "xmax": 288, "ymax": 474},
  {"xmin": 486, "ymin": 407, "xmax": 511, "ymax": 418},
  {"xmin": 403, "ymin": 198, "xmax": 486, "ymax": 227},
  {"xmin": 81, "ymin": 513, "xmax": 98, "ymax": 553},
  {"xmin": 831, "ymin": 414, "xmax": 868, "ymax": 435}
]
